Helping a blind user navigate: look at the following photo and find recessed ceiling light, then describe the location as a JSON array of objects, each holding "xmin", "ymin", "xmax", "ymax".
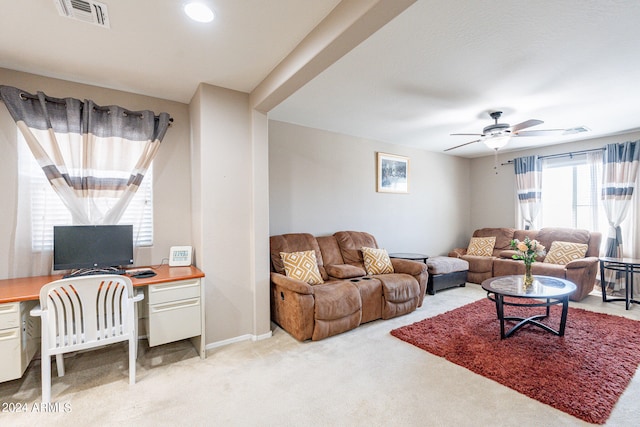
[{"xmin": 184, "ymin": 2, "xmax": 214, "ymax": 23}]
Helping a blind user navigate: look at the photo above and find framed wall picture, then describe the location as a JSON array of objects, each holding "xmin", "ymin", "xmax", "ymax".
[{"xmin": 377, "ymin": 152, "xmax": 409, "ymax": 193}]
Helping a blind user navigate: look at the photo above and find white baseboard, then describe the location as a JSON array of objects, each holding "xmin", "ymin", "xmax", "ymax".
[{"xmin": 205, "ymin": 330, "xmax": 272, "ymax": 350}]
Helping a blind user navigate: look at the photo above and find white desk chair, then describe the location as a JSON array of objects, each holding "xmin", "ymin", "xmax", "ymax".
[{"xmin": 30, "ymin": 274, "xmax": 144, "ymax": 403}]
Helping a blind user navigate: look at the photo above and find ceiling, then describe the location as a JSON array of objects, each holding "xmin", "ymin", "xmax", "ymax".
[
  {"xmin": 3, "ymin": 1, "xmax": 640, "ymax": 158},
  {"xmin": 0, "ymin": 0, "xmax": 341, "ymax": 102}
]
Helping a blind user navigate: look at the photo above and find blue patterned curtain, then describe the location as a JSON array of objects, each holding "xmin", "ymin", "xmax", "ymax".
[
  {"xmin": 514, "ymin": 155, "xmax": 542, "ymax": 230},
  {"xmin": 0, "ymin": 85, "xmax": 171, "ymax": 225},
  {"xmin": 601, "ymin": 141, "xmax": 640, "ymax": 289}
]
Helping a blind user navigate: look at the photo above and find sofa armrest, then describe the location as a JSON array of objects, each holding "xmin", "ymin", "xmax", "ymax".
[
  {"xmin": 270, "ymin": 272, "xmax": 313, "ymax": 294},
  {"xmin": 325, "ymin": 264, "xmax": 366, "ymax": 279},
  {"xmin": 448, "ymin": 248, "xmax": 466, "ymax": 258},
  {"xmin": 390, "ymin": 258, "xmax": 427, "ymax": 276},
  {"xmin": 565, "ymin": 256, "xmax": 599, "ymax": 269},
  {"xmin": 389, "ymin": 258, "xmax": 428, "ymax": 308},
  {"xmin": 499, "ymin": 250, "xmax": 518, "ymax": 259}
]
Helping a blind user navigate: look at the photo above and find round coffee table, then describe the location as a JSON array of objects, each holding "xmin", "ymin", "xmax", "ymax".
[{"xmin": 481, "ymin": 275, "xmax": 577, "ymax": 339}]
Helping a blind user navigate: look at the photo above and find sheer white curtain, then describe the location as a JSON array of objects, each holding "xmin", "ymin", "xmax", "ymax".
[{"xmin": 533, "ymin": 151, "xmax": 604, "ymax": 233}]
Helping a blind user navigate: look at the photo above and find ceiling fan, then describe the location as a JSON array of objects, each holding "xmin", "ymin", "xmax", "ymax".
[{"xmin": 445, "ymin": 111, "xmax": 588, "ymax": 152}]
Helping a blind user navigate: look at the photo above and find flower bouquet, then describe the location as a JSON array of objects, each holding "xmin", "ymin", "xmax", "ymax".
[{"xmin": 510, "ymin": 236, "xmax": 546, "ymax": 287}]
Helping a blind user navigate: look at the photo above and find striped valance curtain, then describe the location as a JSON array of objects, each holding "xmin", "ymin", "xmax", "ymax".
[
  {"xmin": 0, "ymin": 85, "xmax": 171, "ymax": 225},
  {"xmin": 514, "ymin": 155, "xmax": 542, "ymax": 230}
]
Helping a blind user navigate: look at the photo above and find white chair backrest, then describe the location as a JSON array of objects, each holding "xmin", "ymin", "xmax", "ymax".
[{"xmin": 39, "ymin": 275, "xmax": 136, "ymax": 351}]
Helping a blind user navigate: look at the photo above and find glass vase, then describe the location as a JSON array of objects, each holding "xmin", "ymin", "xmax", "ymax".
[{"xmin": 523, "ymin": 262, "xmax": 534, "ymax": 288}]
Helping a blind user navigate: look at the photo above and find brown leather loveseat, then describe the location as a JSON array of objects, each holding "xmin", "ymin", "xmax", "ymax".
[
  {"xmin": 449, "ymin": 227, "xmax": 601, "ymax": 301},
  {"xmin": 270, "ymin": 231, "xmax": 428, "ymax": 341}
]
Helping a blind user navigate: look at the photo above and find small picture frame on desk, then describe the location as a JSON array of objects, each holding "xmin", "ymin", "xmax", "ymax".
[
  {"xmin": 169, "ymin": 246, "xmax": 193, "ymax": 266},
  {"xmin": 377, "ymin": 152, "xmax": 409, "ymax": 193}
]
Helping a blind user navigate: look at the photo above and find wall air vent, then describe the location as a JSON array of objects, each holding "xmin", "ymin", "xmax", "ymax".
[{"xmin": 54, "ymin": 0, "xmax": 110, "ymax": 28}]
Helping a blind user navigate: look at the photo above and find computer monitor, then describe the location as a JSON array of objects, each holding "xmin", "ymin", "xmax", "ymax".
[{"xmin": 53, "ymin": 225, "xmax": 134, "ymax": 271}]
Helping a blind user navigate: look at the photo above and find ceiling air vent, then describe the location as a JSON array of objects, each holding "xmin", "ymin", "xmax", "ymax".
[{"xmin": 54, "ymin": 0, "xmax": 110, "ymax": 28}]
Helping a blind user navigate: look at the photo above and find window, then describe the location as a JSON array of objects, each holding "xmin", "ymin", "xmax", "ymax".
[
  {"xmin": 539, "ymin": 153, "xmax": 606, "ymax": 233},
  {"xmin": 19, "ymin": 135, "xmax": 154, "ymax": 251}
]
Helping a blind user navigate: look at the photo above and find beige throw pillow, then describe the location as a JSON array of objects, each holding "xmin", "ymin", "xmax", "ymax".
[
  {"xmin": 280, "ymin": 250, "xmax": 324, "ymax": 285},
  {"xmin": 467, "ymin": 236, "xmax": 496, "ymax": 257},
  {"xmin": 361, "ymin": 247, "xmax": 394, "ymax": 275},
  {"xmin": 543, "ymin": 241, "xmax": 588, "ymax": 265}
]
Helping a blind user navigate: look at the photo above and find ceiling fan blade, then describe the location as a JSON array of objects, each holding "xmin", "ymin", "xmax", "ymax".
[
  {"xmin": 450, "ymin": 133, "xmax": 483, "ymax": 136},
  {"xmin": 515, "ymin": 126, "xmax": 590, "ymax": 137},
  {"xmin": 444, "ymin": 139, "xmax": 481, "ymax": 152},
  {"xmin": 563, "ymin": 126, "xmax": 590, "ymax": 135},
  {"xmin": 514, "ymin": 129, "xmax": 565, "ymax": 137},
  {"xmin": 510, "ymin": 119, "xmax": 543, "ymax": 133}
]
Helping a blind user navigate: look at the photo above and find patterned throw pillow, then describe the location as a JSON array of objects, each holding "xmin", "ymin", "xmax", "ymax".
[
  {"xmin": 280, "ymin": 250, "xmax": 324, "ymax": 285},
  {"xmin": 543, "ymin": 241, "xmax": 588, "ymax": 265},
  {"xmin": 467, "ymin": 237, "xmax": 496, "ymax": 257},
  {"xmin": 361, "ymin": 247, "xmax": 394, "ymax": 275}
]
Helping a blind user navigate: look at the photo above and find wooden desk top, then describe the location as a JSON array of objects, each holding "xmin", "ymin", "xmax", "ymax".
[{"xmin": 0, "ymin": 264, "xmax": 205, "ymax": 304}]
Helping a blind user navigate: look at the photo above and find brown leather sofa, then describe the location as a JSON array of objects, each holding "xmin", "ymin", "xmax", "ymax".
[
  {"xmin": 449, "ymin": 227, "xmax": 601, "ymax": 301},
  {"xmin": 270, "ymin": 231, "xmax": 428, "ymax": 341}
]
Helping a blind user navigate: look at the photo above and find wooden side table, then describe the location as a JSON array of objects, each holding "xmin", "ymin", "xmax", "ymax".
[{"xmin": 599, "ymin": 257, "xmax": 640, "ymax": 310}]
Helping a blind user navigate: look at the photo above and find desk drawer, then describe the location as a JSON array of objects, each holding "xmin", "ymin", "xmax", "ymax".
[
  {"xmin": 148, "ymin": 279, "xmax": 200, "ymax": 305},
  {"xmin": 0, "ymin": 328, "xmax": 22, "ymax": 382},
  {"xmin": 0, "ymin": 303, "xmax": 20, "ymax": 330},
  {"xmin": 148, "ymin": 298, "xmax": 201, "ymax": 347}
]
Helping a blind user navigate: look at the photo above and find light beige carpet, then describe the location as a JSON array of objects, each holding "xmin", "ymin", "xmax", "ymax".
[{"xmin": 2, "ymin": 283, "xmax": 639, "ymax": 426}]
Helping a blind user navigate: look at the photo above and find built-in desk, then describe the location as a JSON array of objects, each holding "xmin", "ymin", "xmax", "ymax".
[{"xmin": 0, "ymin": 265, "xmax": 205, "ymax": 383}]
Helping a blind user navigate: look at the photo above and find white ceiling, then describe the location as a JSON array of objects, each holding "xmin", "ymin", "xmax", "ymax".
[
  {"xmin": 3, "ymin": 1, "xmax": 640, "ymax": 158},
  {"xmin": 270, "ymin": 0, "xmax": 640, "ymax": 157},
  {"xmin": 0, "ymin": 0, "xmax": 340, "ymax": 102}
]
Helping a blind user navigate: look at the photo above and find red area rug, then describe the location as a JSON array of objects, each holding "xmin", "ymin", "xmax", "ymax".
[{"xmin": 391, "ymin": 298, "xmax": 640, "ymax": 424}]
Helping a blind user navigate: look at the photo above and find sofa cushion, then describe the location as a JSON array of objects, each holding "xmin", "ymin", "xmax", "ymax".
[
  {"xmin": 349, "ymin": 277, "xmax": 383, "ymax": 323},
  {"xmin": 536, "ymin": 227, "xmax": 590, "ymax": 252},
  {"xmin": 361, "ymin": 247, "xmax": 394, "ymax": 275},
  {"xmin": 312, "ymin": 281, "xmax": 362, "ymax": 341},
  {"xmin": 467, "ymin": 236, "xmax": 496, "ymax": 257},
  {"xmin": 280, "ymin": 250, "xmax": 324, "ymax": 285},
  {"xmin": 270, "ymin": 233, "xmax": 328, "ymax": 280},
  {"xmin": 316, "ymin": 235, "xmax": 345, "ymax": 266},
  {"xmin": 473, "ymin": 227, "xmax": 515, "ymax": 256},
  {"xmin": 334, "ymin": 231, "xmax": 378, "ymax": 266},
  {"xmin": 376, "ymin": 273, "xmax": 420, "ymax": 319},
  {"xmin": 544, "ymin": 241, "xmax": 588, "ymax": 265}
]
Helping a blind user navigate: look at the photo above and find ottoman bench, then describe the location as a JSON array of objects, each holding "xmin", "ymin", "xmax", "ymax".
[{"xmin": 427, "ymin": 256, "xmax": 469, "ymax": 295}]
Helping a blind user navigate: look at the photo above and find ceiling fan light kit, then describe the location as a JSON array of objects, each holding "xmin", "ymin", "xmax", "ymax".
[{"xmin": 483, "ymin": 134, "xmax": 511, "ymax": 150}]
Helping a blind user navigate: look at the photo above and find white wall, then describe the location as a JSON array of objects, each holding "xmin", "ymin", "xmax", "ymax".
[
  {"xmin": 468, "ymin": 130, "xmax": 640, "ymax": 231},
  {"xmin": 190, "ymin": 83, "xmax": 271, "ymax": 345},
  {"xmin": 268, "ymin": 120, "xmax": 471, "ymax": 255}
]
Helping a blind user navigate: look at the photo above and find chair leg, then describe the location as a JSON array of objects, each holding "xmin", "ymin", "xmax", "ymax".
[
  {"xmin": 56, "ymin": 354, "xmax": 65, "ymax": 377},
  {"xmin": 129, "ymin": 336, "xmax": 136, "ymax": 385},
  {"xmin": 42, "ymin": 355, "xmax": 51, "ymax": 404}
]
